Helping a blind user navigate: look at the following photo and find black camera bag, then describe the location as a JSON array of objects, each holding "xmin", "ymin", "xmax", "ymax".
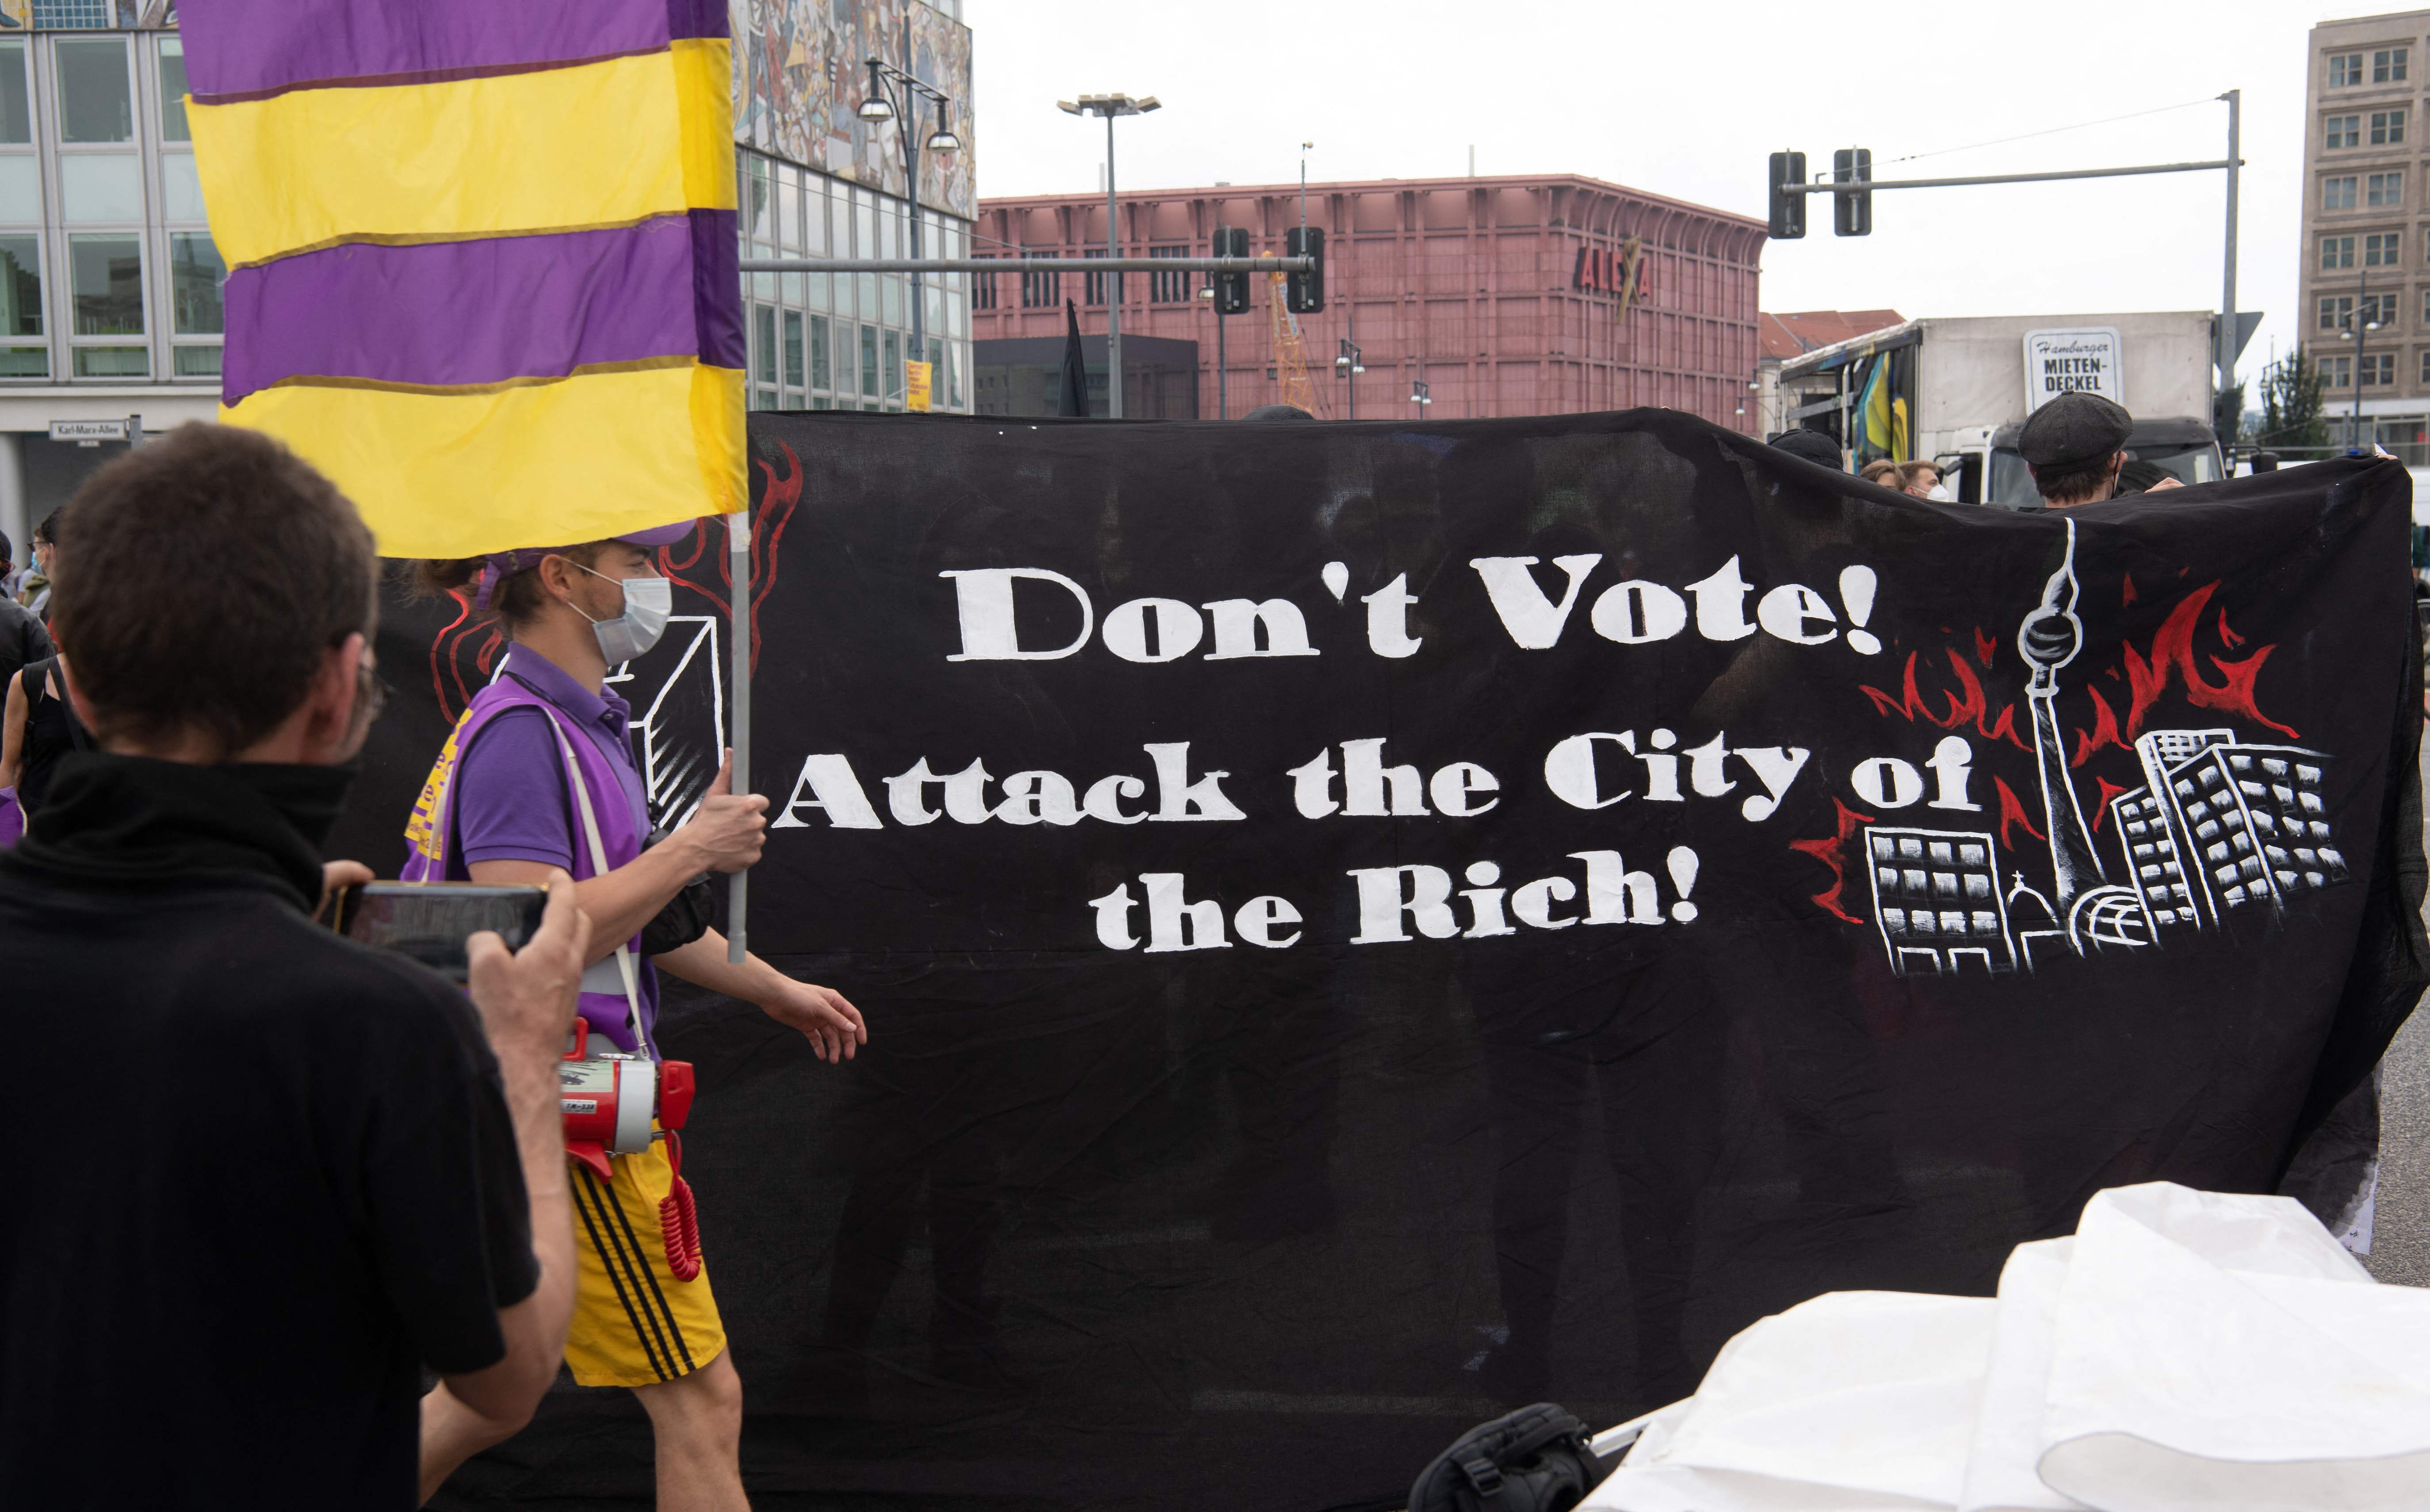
[{"xmin": 1407, "ymin": 1402, "xmax": 1614, "ymax": 1512}]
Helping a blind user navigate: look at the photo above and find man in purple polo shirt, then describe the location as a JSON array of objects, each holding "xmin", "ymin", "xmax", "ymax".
[{"xmin": 411, "ymin": 524, "xmax": 864, "ymax": 1512}]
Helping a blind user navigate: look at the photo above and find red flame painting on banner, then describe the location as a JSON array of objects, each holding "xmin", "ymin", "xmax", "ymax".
[
  {"xmin": 1788, "ymin": 798, "xmax": 1878, "ymax": 924},
  {"xmin": 2068, "ymin": 581, "xmax": 2297, "ymax": 762},
  {"xmin": 1860, "ymin": 645, "xmax": 2030, "ymax": 752},
  {"xmin": 1994, "ymin": 776, "xmax": 2045, "ymax": 851}
]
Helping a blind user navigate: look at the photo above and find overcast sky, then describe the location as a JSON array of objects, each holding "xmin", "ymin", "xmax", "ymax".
[{"xmin": 966, "ymin": 0, "xmax": 2350, "ymax": 392}]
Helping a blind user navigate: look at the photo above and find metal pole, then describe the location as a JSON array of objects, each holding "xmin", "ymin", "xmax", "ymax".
[
  {"xmin": 743, "ymin": 255, "xmax": 1312, "ymax": 274},
  {"xmin": 725, "ymin": 506, "xmax": 751, "ymax": 964},
  {"xmin": 2218, "ymin": 89, "xmax": 2239, "ymax": 447},
  {"xmin": 1217, "ymin": 306, "xmax": 1227, "ymax": 419},
  {"xmin": 1105, "ymin": 113, "xmax": 1122, "ymax": 419},
  {"xmin": 2353, "ymin": 272, "xmax": 2368, "ymax": 451},
  {"xmin": 1781, "ymin": 158, "xmax": 2236, "ymax": 194},
  {"xmin": 903, "ymin": 19, "xmax": 923, "ymax": 368}
]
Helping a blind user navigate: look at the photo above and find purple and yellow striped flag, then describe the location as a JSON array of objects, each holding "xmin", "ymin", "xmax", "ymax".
[{"xmin": 179, "ymin": 1, "xmax": 745, "ymax": 558}]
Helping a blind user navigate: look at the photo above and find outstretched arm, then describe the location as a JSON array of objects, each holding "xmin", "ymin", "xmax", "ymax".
[{"xmin": 654, "ymin": 930, "xmax": 865, "ymax": 1063}]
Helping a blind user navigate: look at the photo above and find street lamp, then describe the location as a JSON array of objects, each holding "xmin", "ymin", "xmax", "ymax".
[
  {"xmin": 1411, "ymin": 358, "xmax": 1433, "ymax": 408},
  {"xmin": 1058, "ymin": 92, "xmax": 1160, "ymax": 418},
  {"xmin": 1335, "ymin": 334, "xmax": 1364, "ymax": 421},
  {"xmin": 2338, "ymin": 277, "xmax": 2383, "ymax": 451},
  {"xmin": 860, "ymin": 32, "xmax": 960, "ymax": 387}
]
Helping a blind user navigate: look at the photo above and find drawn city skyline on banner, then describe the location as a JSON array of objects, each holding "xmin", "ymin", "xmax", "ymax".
[{"xmin": 1856, "ymin": 519, "xmax": 2350, "ymax": 977}]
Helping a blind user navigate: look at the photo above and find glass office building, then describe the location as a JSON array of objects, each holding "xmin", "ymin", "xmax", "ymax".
[{"xmin": 737, "ymin": 148, "xmax": 974, "ymax": 416}]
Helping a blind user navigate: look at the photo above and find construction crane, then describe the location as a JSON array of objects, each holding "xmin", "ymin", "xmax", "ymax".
[{"xmin": 1267, "ymin": 271, "xmax": 1322, "ymax": 416}]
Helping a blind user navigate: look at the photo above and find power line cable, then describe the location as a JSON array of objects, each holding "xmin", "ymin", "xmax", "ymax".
[{"xmin": 1882, "ymin": 96, "xmax": 2221, "ymax": 167}]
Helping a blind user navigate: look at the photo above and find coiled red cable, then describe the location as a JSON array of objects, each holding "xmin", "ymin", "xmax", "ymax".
[{"xmin": 659, "ymin": 1132, "xmax": 703, "ymax": 1282}]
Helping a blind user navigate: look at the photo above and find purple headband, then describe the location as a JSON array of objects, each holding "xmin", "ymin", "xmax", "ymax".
[{"xmin": 470, "ymin": 520, "xmax": 698, "ymax": 611}]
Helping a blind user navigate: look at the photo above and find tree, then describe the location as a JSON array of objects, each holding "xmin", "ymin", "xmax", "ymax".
[
  {"xmin": 2258, "ymin": 350, "xmax": 2329, "ymax": 453},
  {"xmin": 2212, "ymin": 378, "xmax": 2246, "ymax": 448}
]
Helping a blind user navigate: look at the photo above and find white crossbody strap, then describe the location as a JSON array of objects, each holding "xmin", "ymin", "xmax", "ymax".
[{"xmin": 539, "ymin": 708, "xmax": 651, "ymax": 1057}]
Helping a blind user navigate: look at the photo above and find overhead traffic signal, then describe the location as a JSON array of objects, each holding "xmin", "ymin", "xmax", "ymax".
[
  {"xmin": 1833, "ymin": 147, "xmax": 1873, "ymax": 237},
  {"xmin": 1285, "ymin": 225, "xmax": 1324, "ymax": 314},
  {"xmin": 1768, "ymin": 151, "xmax": 1807, "ymax": 239},
  {"xmin": 1212, "ymin": 225, "xmax": 1251, "ymax": 314}
]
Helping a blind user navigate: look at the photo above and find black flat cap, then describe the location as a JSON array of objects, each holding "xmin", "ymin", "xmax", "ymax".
[
  {"xmin": 2019, "ymin": 391, "xmax": 2132, "ymax": 470},
  {"xmin": 1770, "ymin": 429, "xmax": 1844, "ymax": 470},
  {"xmin": 1241, "ymin": 403, "xmax": 1314, "ymax": 421}
]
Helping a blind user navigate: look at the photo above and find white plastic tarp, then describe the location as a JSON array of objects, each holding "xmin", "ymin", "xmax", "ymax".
[{"xmin": 1586, "ymin": 1183, "xmax": 2430, "ymax": 1512}]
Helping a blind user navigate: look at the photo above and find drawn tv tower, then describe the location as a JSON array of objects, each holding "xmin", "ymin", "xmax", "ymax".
[{"xmin": 2018, "ymin": 519, "xmax": 2106, "ymax": 911}]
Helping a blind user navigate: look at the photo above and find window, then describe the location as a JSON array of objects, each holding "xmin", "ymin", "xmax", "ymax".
[
  {"xmin": 1084, "ymin": 262, "xmax": 1108, "ymax": 308},
  {"xmin": 859, "ymin": 321, "xmax": 878, "ymax": 399},
  {"xmin": 882, "ymin": 329, "xmax": 900, "ymax": 405},
  {"xmin": 2327, "ymin": 115, "xmax": 2361, "ymax": 148},
  {"xmin": 2330, "ymin": 51, "xmax": 2364, "ymax": 86},
  {"xmin": 2373, "ymin": 109, "xmax": 2406, "ymax": 145},
  {"xmin": 58, "ymin": 155, "xmax": 139, "ymax": 221},
  {"xmin": 782, "ymin": 309, "xmax": 804, "ymax": 389},
  {"xmin": 2322, "ymin": 354, "xmax": 2354, "ymax": 388},
  {"xmin": 69, "ymin": 232, "xmax": 142, "ymax": 376},
  {"xmin": 2368, "ymin": 231, "xmax": 2402, "ymax": 266},
  {"xmin": 32, "ymin": 0, "xmax": 112, "ymax": 28},
  {"xmin": 0, "ymin": 41, "xmax": 27, "ymax": 145},
  {"xmin": 1149, "ymin": 244, "xmax": 1190, "ymax": 303},
  {"xmin": 973, "ymin": 254, "xmax": 999, "ymax": 311},
  {"xmin": 1020, "ymin": 249, "xmax": 1058, "ymax": 308},
  {"xmin": 2364, "ymin": 291, "xmax": 2398, "ymax": 328},
  {"xmin": 2378, "ymin": 47, "xmax": 2409, "ymax": 82},
  {"xmin": 55, "ymin": 36, "xmax": 131, "ymax": 143},
  {"xmin": 158, "ymin": 37, "xmax": 189, "ymax": 142},
  {"xmin": 2362, "ymin": 351, "xmax": 2396, "ymax": 386},
  {"xmin": 752, "ymin": 303, "xmax": 776, "ymax": 386},
  {"xmin": 2419, "ymin": 348, "xmax": 2430, "ymax": 385},
  {"xmin": 740, "ymin": 154, "xmax": 772, "ymax": 244},
  {"xmin": 0, "ymin": 234, "xmax": 42, "ymax": 377},
  {"xmin": 2369, "ymin": 171, "xmax": 2403, "ymax": 206},
  {"xmin": 2323, "ymin": 235, "xmax": 2356, "ymax": 269},
  {"xmin": 810, "ymin": 313, "xmax": 830, "ymax": 390},
  {"xmin": 2323, "ymin": 294, "xmax": 2356, "ymax": 330},
  {"xmin": 2325, "ymin": 176, "xmax": 2358, "ymax": 209},
  {"xmin": 169, "ymin": 232, "xmax": 224, "ymax": 376}
]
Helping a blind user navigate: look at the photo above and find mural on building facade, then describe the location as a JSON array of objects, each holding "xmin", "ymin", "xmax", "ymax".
[{"xmin": 728, "ymin": 0, "xmax": 974, "ymax": 218}]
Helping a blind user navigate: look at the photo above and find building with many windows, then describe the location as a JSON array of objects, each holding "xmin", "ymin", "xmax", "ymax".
[
  {"xmin": 968, "ymin": 174, "xmax": 1764, "ymax": 424},
  {"xmin": 731, "ymin": 0, "xmax": 975, "ymax": 422},
  {"xmin": 2300, "ymin": 9, "xmax": 2430, "ymax": 456},
  {"xmin": 0, "ymin": 0, "xmax": 978, "ymax": 550}
]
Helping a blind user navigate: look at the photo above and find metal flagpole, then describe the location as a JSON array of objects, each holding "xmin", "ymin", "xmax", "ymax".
[{"xmin": 726, "ymin": 506, "xmax": 751, "ymax": 963}]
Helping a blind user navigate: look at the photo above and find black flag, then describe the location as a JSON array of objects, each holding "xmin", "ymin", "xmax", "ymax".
[{"xmin": 1057, "ymin": 297, "xmax": 1088, "ymax": 418}]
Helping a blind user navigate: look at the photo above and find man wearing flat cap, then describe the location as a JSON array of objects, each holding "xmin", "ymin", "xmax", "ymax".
[{"xmin": 2017, "ymin": 391, "xmax": 2150, "ymax": 508}]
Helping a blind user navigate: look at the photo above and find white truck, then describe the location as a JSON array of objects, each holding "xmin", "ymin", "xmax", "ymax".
[{"xmin": 1774, "ymin": 311, "xmax": 2224, "ymax": 506}]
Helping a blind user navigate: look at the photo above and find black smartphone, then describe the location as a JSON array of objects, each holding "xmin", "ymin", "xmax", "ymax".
[{"xmin": 330, "ymin": 882, "xmax": 548, "ymax": 983}]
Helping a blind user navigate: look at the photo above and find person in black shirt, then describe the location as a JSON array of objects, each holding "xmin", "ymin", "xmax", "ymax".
[
  {"xmin": 0, "ymin": 583, "xmax": 49, "ymax": 691},
  {"xmin": 0, "ymin": 424, "xmax": 592, "ymax": 1510}
]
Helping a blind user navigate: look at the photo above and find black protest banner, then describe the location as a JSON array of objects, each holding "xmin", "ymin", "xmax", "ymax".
[{"xmin": 343, "ymin": 411, "xmax": 2428, "ymax": 1511}]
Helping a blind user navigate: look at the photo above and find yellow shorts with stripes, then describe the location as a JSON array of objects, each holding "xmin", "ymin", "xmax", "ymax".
[{"xmin": 565, "ymin": 1141, "xmax": 727, "ymax": 1387}]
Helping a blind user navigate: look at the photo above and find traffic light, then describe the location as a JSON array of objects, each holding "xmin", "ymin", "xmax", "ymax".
[
  {"xmin": 1212, "ymin": 225, "xmax": 1251, "ymax": 314},
  {"xmin": 1285, "ymin": 225, "xmax": 1324, "ymax": 314},
  {"xmin": 1833, "ymin": 147, "xmax": 1872, "ymax": 237},
  {"xmin": 1767, "ymin": 151, "xmax": 1806, "ymax": 239}
]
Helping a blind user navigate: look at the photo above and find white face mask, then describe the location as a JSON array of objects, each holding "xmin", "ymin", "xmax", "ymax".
[
  {"xmin": 569, "ymin": 561, "xmax": 672, "ymax": 665},
  {"xmin": 1927, "ymin": 484, "xmax": 1953, "ymax": 502}
]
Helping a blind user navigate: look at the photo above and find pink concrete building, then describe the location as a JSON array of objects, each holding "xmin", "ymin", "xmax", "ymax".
[{"xmin": 969, "ymin": 172, "xmax": 1767, "ymax": 426}]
